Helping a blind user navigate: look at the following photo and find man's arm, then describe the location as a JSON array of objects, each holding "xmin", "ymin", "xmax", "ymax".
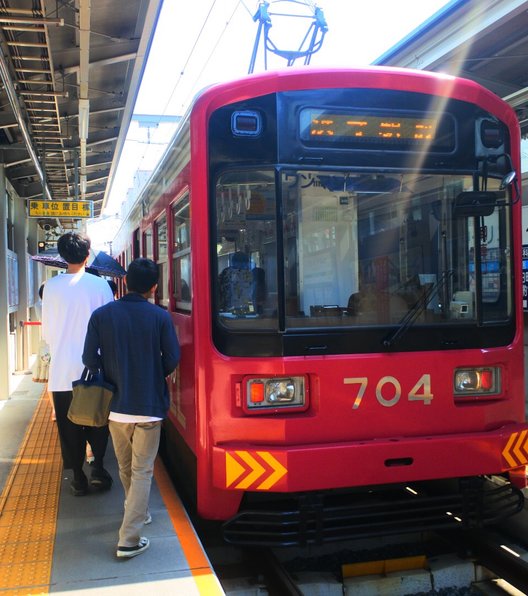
[
  {"xmin": 160, "ymin": 315, "xmax": 180, "ymax": 377},
  {"xmin": 82, "ymin": 314, "xmax": 102, "ymax": 373}
]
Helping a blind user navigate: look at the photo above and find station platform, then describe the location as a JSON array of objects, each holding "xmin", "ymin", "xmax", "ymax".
[{"xmin": 0, "ymin": 373, "xmax": 225, "ymax": 595}]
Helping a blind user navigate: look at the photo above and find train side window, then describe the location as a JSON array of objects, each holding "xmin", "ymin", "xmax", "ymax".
[
  {"xmin": 156, "ymin": 215, "xmax": 169, "ymax": 309},
  {"xmin": 132, "ymin": 228, "xmax": 140, "ymax": 259},
  {"xmin": 172, "ymin": 196, "xmax": 191, "ymax": 311},
  {"xmin": 143, "ymin": 227, "xmax": 153, "ymax": 259},
  {"xmin": 215, "ymin": 170, "xmax": 278, "ymax": 328}
]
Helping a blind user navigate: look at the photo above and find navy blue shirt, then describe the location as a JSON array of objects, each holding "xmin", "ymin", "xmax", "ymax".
[{"xmin": 82, "ymin": 293, "xmax": 180, "ymax": 418}]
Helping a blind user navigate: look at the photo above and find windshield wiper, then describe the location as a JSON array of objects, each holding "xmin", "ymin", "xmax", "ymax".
[{"xmin": 383, "ymin": 270, "xmax": 454, "ymax": 349}]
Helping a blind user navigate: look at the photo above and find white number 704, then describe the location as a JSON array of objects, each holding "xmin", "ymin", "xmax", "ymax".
[{"xmin": 344, "ymin": 374, "xmax": 433, "ymax": 409}]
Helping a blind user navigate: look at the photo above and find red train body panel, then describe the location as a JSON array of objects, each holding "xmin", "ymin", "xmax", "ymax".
[{"xmin": 113, "ymin": 67, "xmax": 527, "ymax": 542}]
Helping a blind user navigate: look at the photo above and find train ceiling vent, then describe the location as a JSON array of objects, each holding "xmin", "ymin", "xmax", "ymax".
[{"xmin": 248, "ymin": 0, "xmax": 328, "ymax": 74}]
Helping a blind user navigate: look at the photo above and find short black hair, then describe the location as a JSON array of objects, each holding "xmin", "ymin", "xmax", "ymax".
[
  {"xmin": 57, "ymin": 232, "xmax": 91, "ymax": 264},
  {"xmin": 126, "ymin": 258, "xmax": 158, "ymax": 294}
]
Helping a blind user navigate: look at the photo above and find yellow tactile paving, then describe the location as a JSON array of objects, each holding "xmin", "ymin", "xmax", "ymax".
[{"xmin": 0, "ymin": 389, "xmax": 62, "ymax": 594}]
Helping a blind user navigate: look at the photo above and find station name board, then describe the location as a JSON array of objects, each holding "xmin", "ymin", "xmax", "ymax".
[{"xmin": 28, "ymin": 200, "xmax": 93, "ymax": 218}]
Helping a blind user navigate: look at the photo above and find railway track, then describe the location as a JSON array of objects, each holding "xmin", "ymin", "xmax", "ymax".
[
  {"xmin": 440, "ymin": 526, "xmax": 528, "ymax": 595},
  {"xmin": 172, "ymin": 460, "xmax": 528, "ymax": 595},
  {"xmin": 207, "ymin": 521, "xmax": 528, "ymax": 595}
]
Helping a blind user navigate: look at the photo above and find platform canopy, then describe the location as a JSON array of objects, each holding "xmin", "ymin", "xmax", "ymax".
[{"xmin": 0, "ymin": 0, "xmax": 162, "ymax": 220}]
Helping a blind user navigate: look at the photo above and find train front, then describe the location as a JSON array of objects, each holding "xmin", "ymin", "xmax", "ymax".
[{"xmin": 194, "ymin": 69, "xmax": 527, "ymax": 546}]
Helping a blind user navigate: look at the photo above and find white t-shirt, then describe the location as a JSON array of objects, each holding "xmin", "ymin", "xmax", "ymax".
[
  {"xmin": 42, "ymin": 270, "xmax": 113, "ymax": 392},
  {"xmin": 109, "ymin": 412, "xmax": 162, "ymax": 423}
]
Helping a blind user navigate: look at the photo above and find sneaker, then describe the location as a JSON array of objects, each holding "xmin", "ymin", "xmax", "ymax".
[
  {"xmin": 70, "ymin": 478, "xmax": 88, "ymax": 496},
  {"xmin": 90, "ymin": 468, "xmax": 113, "ymax": 491},
  {"xmin": 116, "ymin": 537, "xmax": 150, "ymax": 559}
]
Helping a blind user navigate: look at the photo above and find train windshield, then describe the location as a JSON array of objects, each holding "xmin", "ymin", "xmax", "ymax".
[{"xmin": 214, "ymin": 169, "xmax": 512, "ymax": 334}]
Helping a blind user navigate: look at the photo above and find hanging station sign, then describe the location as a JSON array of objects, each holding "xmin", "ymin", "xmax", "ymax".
[{"xmin": 27, "ymin": 199, "xmax": 93, "ymax": 218}]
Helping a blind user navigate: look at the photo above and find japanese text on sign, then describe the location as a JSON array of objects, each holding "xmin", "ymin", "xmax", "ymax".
[{"xmin": 28, "ymin": 200, "xmax": 93, "ymax": 218}]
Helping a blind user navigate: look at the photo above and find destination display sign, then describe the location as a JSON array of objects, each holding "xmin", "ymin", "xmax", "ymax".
[
  {"xmin": 308, "ymin": 113, "xmax": 437, "ymax": 140},
  {"xmin": 299, "ymin": 108, "xmax": 456, "ymax": 151}
]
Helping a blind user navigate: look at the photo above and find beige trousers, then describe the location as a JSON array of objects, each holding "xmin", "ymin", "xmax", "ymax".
[{"xmin": 109, "ymin": 420, "xmax": 161, "ymax": 547}]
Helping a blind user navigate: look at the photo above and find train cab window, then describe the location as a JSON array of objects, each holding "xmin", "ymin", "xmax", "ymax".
[
  {"xmin": 212, "ymin": 166, "xmax": 512, "ymax": 353},
  {"xmin": 280, "ymin": 170, "xmax": 512, "ymax": 330},
  {"xmin": 143, "ymin": 227, "xmax": 153, "ymax": 259},
  {"xmin": 172, "ymin": 197, "xmax": 191, "ymax": 310},
  {"xmin": 214, "ymin": 170, "xmax": 278, "ymax": 329},
  {"xmin": 156, "ymin": 216, "xmax": 169, "ymax": 309}
]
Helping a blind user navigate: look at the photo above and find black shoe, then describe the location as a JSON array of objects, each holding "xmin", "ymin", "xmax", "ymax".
[
  {"xmin": 70, "ymin": 478, "xmax": 88, "ymax": 496},
  {"xmin": 90, "ymin": 467, "xmax": 113, "ymax": 491}
]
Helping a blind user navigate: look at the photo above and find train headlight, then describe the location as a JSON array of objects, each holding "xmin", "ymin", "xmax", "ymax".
[
  {"xmin": 244, "ymin": 376, "xmax": 307, "ymax": 413},
  {"xmin": 454, "ymin": 367, "xmax": 500, "ymax": 395},
  {"xmin": 267, "ymin": 380, "xmax": 295, "ymax": 403}
]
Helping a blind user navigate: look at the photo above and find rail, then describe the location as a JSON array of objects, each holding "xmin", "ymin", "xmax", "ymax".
[{"xmin": 442, "ymin": 528, "xmax": 528, "ymax": 594}]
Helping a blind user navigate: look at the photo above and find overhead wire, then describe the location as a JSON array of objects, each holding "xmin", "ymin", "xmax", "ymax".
[
  {"xmin": 180, "ymin": 1, "xmax": 245, "ymax": 111},
  {"xmin": 126, "ymin": 1, "xmax": 221, "ymax": 186},
  {"xmin": 116, "ymin": 0, "xmax": 250, "ymax": 209},
  {"xmin": 159, "ymin": 0, "xmax": 220, "ymax": 116},
  {"xmin": 132, "ymin": 0, "xmax": 246, "ymax": 180}
]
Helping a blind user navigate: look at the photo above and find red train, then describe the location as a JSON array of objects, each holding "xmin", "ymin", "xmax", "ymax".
[{"xmin": 113, "ymin": 67, "xmax": 527, "ymax": 546}]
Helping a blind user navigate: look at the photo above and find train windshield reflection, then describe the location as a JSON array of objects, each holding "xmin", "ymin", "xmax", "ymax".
[{"xmin": 214, "ymin": 170, "xmax": 512, "ymax": 331}]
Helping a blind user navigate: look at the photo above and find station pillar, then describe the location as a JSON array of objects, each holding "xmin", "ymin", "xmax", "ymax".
[
  {"xmin": 14, "ymin": 192, "xmax": 30, "ymax": 372},
  {"xmin": 0, "ymin": 164, "xmax": 9, "ymax": 399}
]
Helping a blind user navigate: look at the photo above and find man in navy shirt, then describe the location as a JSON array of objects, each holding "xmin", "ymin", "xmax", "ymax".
[{"xmin": 83, "ymin": 258, "xmax": 180, "ymax": 558}]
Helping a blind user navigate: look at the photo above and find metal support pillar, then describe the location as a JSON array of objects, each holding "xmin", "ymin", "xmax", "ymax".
[
  {"xmin": 0, "ymin": 164, "xmax": 9, "ymax": 398},
  {"xmin": 27, "ymin": 217, "xmax": 40, "ymax": 354},
  {"xmin": 14, "ymin": 192, "xmax": 29, "ymax": 372}
]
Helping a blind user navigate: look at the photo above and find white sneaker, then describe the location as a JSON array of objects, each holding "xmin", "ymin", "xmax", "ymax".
[{"xmin": 116, "ymin": 537, "xmax": 150, "ymax": 558}]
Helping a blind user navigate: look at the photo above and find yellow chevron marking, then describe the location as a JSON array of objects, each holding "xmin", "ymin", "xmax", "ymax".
[
  {"xmin": 225, "ymin": 452, "xmax": 246, "ymax": 487},
  {"xmin": 256, "ymin": 451, "xmax": 287, "ymax": 490},
  {"xmin": 503, "ymin": 432, "xmax": 519, "ymax": 467},
  {"xmin": 513, "ymin": 430, "xmax": 528, "ymax": 464},
  {"xmin": 235, "ymin": 450, "xmax": 266, "ymax": 489}
]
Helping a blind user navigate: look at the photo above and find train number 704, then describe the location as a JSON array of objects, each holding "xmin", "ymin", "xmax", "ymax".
[{"xmin": 344, "ymin": 374, "xmax": 433, "ymax": 409}]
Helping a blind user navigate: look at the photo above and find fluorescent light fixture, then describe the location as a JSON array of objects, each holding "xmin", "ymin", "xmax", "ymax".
[{"xmin": 78, "ymin": 98, "xmax": 90, "ymax": 140}]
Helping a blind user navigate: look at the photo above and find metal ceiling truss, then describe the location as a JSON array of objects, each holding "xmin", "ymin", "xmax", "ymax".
[
  {"xmin": 0, "ymin": 0, "xmax": 66, "ymax": 201},
  {"xmin": 0, "ymin": 0, "xmax": 162, "ymax": 218}
]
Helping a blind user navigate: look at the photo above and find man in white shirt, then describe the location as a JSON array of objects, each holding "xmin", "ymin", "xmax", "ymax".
[{"xmin": 42, "ymin": 232, "xmax": 114, "ymax": 496}]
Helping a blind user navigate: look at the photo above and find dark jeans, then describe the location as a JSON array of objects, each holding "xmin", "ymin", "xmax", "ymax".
[{"xmin": 52, "ymin": 390, "xmax": 109, "ymax": 472}]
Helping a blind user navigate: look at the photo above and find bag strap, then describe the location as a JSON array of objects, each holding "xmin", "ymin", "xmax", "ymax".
[
  {"xmin": 80, "ymin": 366, "xmax": 100, "ymax": 382},
  {"xmin": 80, "ymin": 366, "xmax": 104, "ymax": 383}
]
